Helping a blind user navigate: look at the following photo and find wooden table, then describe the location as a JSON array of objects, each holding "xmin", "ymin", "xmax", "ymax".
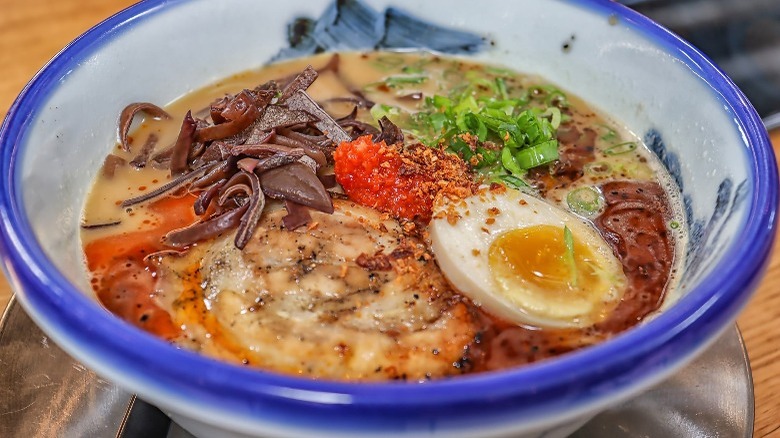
[{"xmin": 1, "ymin": 1, "xmax": 778, "ymax": 436}]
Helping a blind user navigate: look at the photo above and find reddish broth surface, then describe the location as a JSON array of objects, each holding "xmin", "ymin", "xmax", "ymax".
[{"xmin": 84, "ymin": 195, "xmax": 199, "ymax": 339}]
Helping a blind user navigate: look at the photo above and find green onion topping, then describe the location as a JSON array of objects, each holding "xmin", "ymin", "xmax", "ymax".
[
  {"xmin": 567, "ymin": 186, "xmax": 604, "ymax": 216},
  {"xmin": 384, "ymin": 75, "xmax": 428, "ymax": 88},
  {"xmin": 584, "ymin": 161, "xmax": 612, "ymax": 177},
  {"xmin": 563, "ymin": 225, "xmax": 578, "ymax": 288},
  {"xmin": 605, "ymin": 141, "xmax": 637, "ymax": 155},
  {"xmin": 371, "ymin": 63, "xmax": 570, "ymax": 186}
]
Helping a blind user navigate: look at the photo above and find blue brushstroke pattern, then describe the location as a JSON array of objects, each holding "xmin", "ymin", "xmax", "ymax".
[
  {"xmin": 713, "ymin": 179, "xmax": 750, "ymax": 244},
  {"xmin": 645, "ymin": 129, "xmax": 684, "ymax": 191},
  {"xmin": 685, "ymin": 178, "xmax": 732, "ymax": 277},
  {"xmin": 312, "ymin": 0, "xmax": 384, "ymax": 50},
  {"xmin": 643, "ymin": 129, "xmax": 748, "ymax": 284},
  {"xmin": 273, "ymin": 0, "xmax": 486, "ymax": 61},
  {"xmin": 379, "ymin": 7, "xmax": 485, "ymax": 53}
]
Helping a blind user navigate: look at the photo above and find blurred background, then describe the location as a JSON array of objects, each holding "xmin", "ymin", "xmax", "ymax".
[{"xmin": 622, "ymin": 0, "xmax": 780, "ymax": 123}]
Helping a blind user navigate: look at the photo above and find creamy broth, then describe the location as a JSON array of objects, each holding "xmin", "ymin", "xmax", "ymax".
[{"xmin": 81, "ymin": 52, "xmax": 684, "ymax": 380}]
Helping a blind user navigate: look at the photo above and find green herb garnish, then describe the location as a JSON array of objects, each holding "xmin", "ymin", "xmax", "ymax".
[
  {"xmin": 384, "ymin": 75, "xmax": 428, "ymax": 88},
  {"xmin": 370, "ymin": 63, "xmax": 567, "ymax": 186},
  {"xmin": 413, "ymin": 83, "xmax": 562, "ymax": 179},
  {"xmin": 604, "ymin": 141, "xmax": 637, "ymax": 155},
  {"xmin": 566, "ymin": 186, "xmax": 604, "ymax": 216},
  {"xmin": 563, "ymin": 225, "xmax": 578, "ymax": 288},
  {"xmin": 370, "ymin": 104, "xmax": 401, "ymax": 121}
]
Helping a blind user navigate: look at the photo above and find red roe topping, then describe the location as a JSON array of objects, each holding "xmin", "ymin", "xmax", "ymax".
[{"xmin": 334, "ymin": 135, "xmax": 475, "ymax": 222}]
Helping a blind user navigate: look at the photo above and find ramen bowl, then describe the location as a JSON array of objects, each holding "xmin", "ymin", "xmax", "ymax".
[{"xmin": 0, "ymin": 0, "xmax": 776, "ymax": 437}]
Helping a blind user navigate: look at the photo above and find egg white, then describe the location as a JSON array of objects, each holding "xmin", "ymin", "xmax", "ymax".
[{"xmin": 428, "ymin": 187, "xmax": 627, "ymax": 328}]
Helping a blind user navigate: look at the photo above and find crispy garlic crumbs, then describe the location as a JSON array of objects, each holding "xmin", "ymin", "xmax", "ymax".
[{"xmin": 489, "ymin": 182, "xmax": 507, "ymax": 194}]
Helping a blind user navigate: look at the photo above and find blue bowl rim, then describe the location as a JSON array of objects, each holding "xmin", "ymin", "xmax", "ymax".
[{"xmin": 0, "ymin": 0, "xmax": 777, "ymax": 429}]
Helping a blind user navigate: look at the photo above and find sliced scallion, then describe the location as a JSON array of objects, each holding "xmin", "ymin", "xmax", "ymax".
[
  {"xmin": 501, "ymin": 147, "xmax": 524, "ymax": 176},
  {"xmin": 566, "ymin": 186, "xmax": 604, "ymax": 216},
  {"xmin": 563, "ymin": 225, "xmax": 578, "ymax": 288},
  {"xmin": 408, "ymin": 67, "xmax": 563, "ymax": 176},
  {"xmin": 604, "ymin": 141, "xmax": 637, "ymax": 155},
  {"xmin": 542, "ymin": 107, "xmax": 562, "ymax": 129},
  {"xmin": 495, "ymin": 77, "xmax": 509, "ymax": 100},
  {"xmin": 584, "ymin": 161, "xmax": 612, "ymax": 177},
  {"xmin": 385, "ymin": 75, "xmax": 428, "ymax": 88},
  {"xmin": 370, "ymin": 104, "xmax": 400, "ymax": 121},
  {"xmin": 545, "ymin": 90, "xmax": 568, "ymax": 108},
  {"xmin": 599, "ymin": 124, "xmax": 618, "ymax": 141},
  {"xmin": 495, "ymin": 173, "xmax": 528, "ymax": 189},
  {"xmin": 513, "ymin": 140, "xmax": 559, "ymax": 169},
  {"xmin": 402, "ymin": 65, "xmax": 424, "ymax": 74}
]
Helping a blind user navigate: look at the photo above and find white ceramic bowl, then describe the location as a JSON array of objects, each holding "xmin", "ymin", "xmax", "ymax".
[{"xmin": 0, "ymin": 1, "xmax": 777, "ymax": 437}]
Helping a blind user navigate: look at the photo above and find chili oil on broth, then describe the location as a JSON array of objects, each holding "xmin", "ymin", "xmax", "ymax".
[{"xmin": 80, "ymin": 51, "xmax": 685, "ymax": 381}]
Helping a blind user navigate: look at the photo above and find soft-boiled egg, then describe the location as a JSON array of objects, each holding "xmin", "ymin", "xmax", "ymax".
[{"xmin": 429, "ymin": 186, "xmax": 627, "ymax": 328}]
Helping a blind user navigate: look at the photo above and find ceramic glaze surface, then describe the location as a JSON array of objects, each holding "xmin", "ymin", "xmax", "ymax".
[{"xmin": 0, "ymin": 0, "xmax": 775, "ymax": 437}]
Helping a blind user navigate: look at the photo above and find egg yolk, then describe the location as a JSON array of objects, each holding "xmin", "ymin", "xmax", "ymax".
[{"xmin": 488, "ymin": 224, "xmax": 614, "ymax": 323}]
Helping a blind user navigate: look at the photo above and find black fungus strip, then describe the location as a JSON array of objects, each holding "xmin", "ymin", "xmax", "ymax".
[
  {"xmin": 121, "ymin": 163, "xmax": 215, "ymax": 208},
  {"xmin": 208, "ymin": 96, "xmax": 230, "ymax": 124},
  {"xmin": 273, "ymin": 135, "xmax": 327, "ymax": 167},
  {"xmin": 143, "ymin": 248, "xmax": 189, "ymax": 263},
  {"xmin": 195, "ymin": 91, "xmax": 259, "ymax": 142},
  {"xmin": 80, "ymin": 220, "xmax": 121, "ymax": 230},
  {"xmin": 218, "ymin": 184, "xmax": 252, "ymax": 206},
  {"xmin": 242, "ymin": 126, "xmax": 275, "ymax": 146},
  {"xmin": 286, "ymin": 90, "xmax": 351, "ymax": 144},
  {"xmin": 260, "ymin": 162, "xmax": 334, "ymax": 214},
  {"xmin": 101, "ymin": 154, "xmax": 127, "ymax": 178},
  {"xmin": 170, "ymin": 111, "xmax": 197, "ymax": 176},
  {"xmin": 298, "ymin": 155, "xmax": 319, "ymax": 173},
  {"xmin": 254, "ymin": 105, "xmax": 317, "ymax": 131},
  {"xmin": 118, "ymin": 102, "xmax": 172, "ymax": 152},
  {"xmin": 237, "ymin": 157, "xmax": 260, "ymax": 173},
  {"xmin": 193, "ymin": 179, "xmax": 226, "ymax": 216},
  {"xmin": 373, "ymin": 116, "xmax": 404, "ymax": 145},
  {"xmin": 340, "ymin": 118, "xmax": 379, "ymax": 138},
  {"xmin": 234, "ymin": 171, "xmax": 265, "ymax": 249},
  {"xmin": 230, "ymin": 143, "xmax": 298, "ymax": 157},
  {"xmin": 217, "ymin": 172, "xmax": 252, "ymax": 205},
  {"xmin": 278, "ymin": 65, "xmax": 319, "ymax": 102},
  {"xmin": 191, "ymin": 157, "xmax": 238, "ymax": 189},
  {"xmin": 318, "ymin": 173, "xmax": 337, "ymax": 189},
  {"xmin": 254, "ymin": 150, "xmax": 306, "ymax": 173},
  {"xmin": 130, "ymin": 133, "xmax": 160, "ymax": 168},
  {"xmin": 196, "ymin": 141, "xmax": 233, "ymax": 165},
  {"xmin": 280, "ymin": 129, "xmax": 331, "ymax": 148},
  {"xmin": 282, "ymin": 200, "xmax": 312, "ymax": 230},
  {"xmin": 336, "ymin": 106, "xmax": 379, "ymax": 137},
  {"xmin": 163, "ymin": 204, "xmax": 249, "ymax": 248}
]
